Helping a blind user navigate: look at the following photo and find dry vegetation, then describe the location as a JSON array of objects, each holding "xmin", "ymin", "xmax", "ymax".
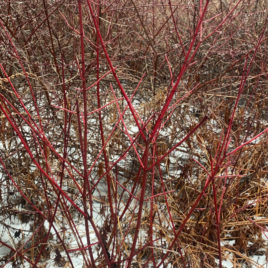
[{"xmin": 0, "ymin": 0, "xmax": 267, "ymax": 267}]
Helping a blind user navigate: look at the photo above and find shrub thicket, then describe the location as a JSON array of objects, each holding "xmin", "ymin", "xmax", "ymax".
[{"xmin": 0, "ymin": 1, "xmax": 267, "ymax": 267}]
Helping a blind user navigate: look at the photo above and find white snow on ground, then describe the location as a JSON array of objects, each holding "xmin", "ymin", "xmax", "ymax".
[{"xmin": 1, "ymin": 101, "xmax": 267, "ymax": 267}]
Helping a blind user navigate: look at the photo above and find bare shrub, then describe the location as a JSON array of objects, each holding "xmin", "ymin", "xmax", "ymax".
[{"xmin": 0, "ymin": 0, "xmax": 267, "ymax": 267}]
